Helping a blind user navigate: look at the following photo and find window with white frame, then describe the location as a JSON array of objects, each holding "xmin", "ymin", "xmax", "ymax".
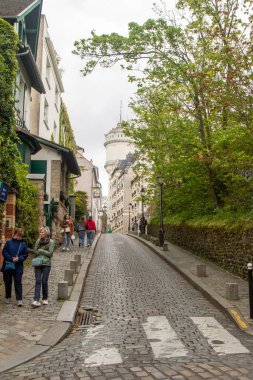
[
  {"xmin": 55, "ymin": 86, "xmax": 59, "ymax": 109},
  {"xmin": 44, "ymin": 98, "xmax": 49, "ymax": 128},
  {"xmin": 46, "ymin": 57, "xmax": 51, "ymax": 88}
]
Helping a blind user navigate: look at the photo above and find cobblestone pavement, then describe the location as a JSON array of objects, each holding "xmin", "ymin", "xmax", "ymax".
[
  {"xmin": 2, "ymin": 234, "xmax": 253, "ymax": 380},
  {"xmin": 0, "ymin": 240, "xmax": 87, "ymax": 361}
]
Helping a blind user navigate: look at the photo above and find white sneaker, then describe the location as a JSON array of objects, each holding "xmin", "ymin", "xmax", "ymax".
[
  {"xmin": 31, "ymin": 300, "xmax": 41, "ymax": 308},
  {"xmin": 42, "ymin": 299, "xmax": 48, "ymax": 305},
  {"xmin": 66, "ymin": 248, "xmax": 69, "ymax": 252},
  {"xmin": 17, "ymin": 300, "xmax": 23, "ymax": 307},
  {"xmin": 62, "ymin": 247, "xmax": 66, "ymax": 251},
  {"xmin": 5, "ymin": 298, "xmax": 11, "ymax": 304}
]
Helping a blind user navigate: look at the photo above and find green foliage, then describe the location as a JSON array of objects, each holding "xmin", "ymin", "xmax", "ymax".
[
  {"xmin": 0, "ymin": 18, "xmax": 19, "ymax": 186},
  {"xmin": 59, "ymin": 102, "xmax": 77, "ymax": 153},
  {"xmin": 74, "ymin": 1, "xmax": 253, "ymax": 226},
  {"xmin": 0, "ymin": 18, "xmax": 39, "ymax": 246},
  {"xmin": 74, "ymin": 190, "xmax": 88, "ymax": 221},
  {"xmin": 15, "ymin": 164, "xmax": 39, "ymax": 247}
]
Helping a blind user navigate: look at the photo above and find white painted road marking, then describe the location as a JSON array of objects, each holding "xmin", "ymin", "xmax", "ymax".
[
  {"xmin": 191, "ymin": 316, "xmax": 249, "ymax": 355},
  {"xmin": 142, "ymin": 316, "xmax": 188, "ymax": 359},
  {"xmin": 81, "ymin": 325, "xmax": 123, "ymax": 367},
  {"xmin": 84, "ymin": 347, "xmax": 122, "ymax": 367}
]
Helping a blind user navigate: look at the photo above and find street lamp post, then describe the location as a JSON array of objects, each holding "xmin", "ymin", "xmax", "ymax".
[
  {"xmin": 156, "ymin": 175, "xmax": 164, "ymax": 247},
  {"xmin": 139, "ymin": 187, "xmax": 146, "ymax": 235},
  {"xmin": 128, "ymin": 203, "xmax": 132, "ymax": 232}
]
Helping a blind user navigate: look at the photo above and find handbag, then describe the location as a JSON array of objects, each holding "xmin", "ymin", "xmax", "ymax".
[
  {"xmin": 4, "ymin": 261, "xmax": 16, "ymax": 271},
  {"xmin": 3, "ymin": 242, "xmax": 21, "ymax": 271},
  {"xmin": 61, "ymin": 226, "xmax": 70, "ymax": 233},
  {"xmin": 31, "ymin": 256, "xmax": 43, "ymax": 267}
]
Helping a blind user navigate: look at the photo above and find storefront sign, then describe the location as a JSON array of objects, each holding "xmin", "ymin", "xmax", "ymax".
[
  {"xmin": 0, "ymin": 180, "xmax": 9, "ymax": 201},
  {"xmin": 92, "ymin": 187, "xmax": 101, "ymax": 198}
]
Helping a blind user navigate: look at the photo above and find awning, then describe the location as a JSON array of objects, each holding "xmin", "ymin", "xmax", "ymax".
[
  {"xmin": 16, "ymin": 126, "xmax": 41, "ymax": 154},
  {"xmin": 17, "ymin": 45, "xmax": 45, "ymax": 94}
]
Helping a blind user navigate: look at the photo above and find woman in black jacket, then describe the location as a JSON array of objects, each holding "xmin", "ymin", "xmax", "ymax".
[{"xmin": 1, "ymin": 228, "xmax": 28, "ymax": 307}]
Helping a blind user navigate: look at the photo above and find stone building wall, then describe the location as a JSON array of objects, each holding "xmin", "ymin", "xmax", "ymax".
[
  {"xmin": 147, "ymin": 224, "xmax": 253, "ymax": 279},
  {"xmin": 0, "ymin": 191, "xmax": 16, "ymax": 268},
  {"xmin": 50, "ymin": 160, "xmax": 61, "ymax": 201}
]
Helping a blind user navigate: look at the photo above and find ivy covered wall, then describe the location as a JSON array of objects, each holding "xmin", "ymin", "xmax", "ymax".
[
  {"xmin": 0, "ymin": 18, "xmax": 39, "ymax": 247},
  {"xmin": 59, "ymin": 101, "xmax": 77, "ymax": 153}
]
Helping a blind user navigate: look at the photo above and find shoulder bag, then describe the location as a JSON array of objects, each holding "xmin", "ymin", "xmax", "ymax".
[
  {"xmin": 31, "ymin": 256, "xmax": 43, "ymax": 267},
  {"xmin": 4, "ymin": 243, "xmax": 21, "ymax": 271}
]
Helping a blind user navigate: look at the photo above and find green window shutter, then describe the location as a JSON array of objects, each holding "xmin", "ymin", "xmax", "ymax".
[{"xmin": 31, "ymin": 160, "xmax": 47, "ymax": 174}]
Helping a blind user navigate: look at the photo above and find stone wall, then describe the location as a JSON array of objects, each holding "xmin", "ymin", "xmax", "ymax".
[
  {"xmin": 147, "ymin": 224, "xmax": 253, "ymax": 279},
  {"xmin": 51, "ymin": 160, "xmax": 61, "ymax": 201}
]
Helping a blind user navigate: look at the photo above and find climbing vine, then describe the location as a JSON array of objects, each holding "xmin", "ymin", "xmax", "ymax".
[
  {"xmin": 0, "ymin": 18, "xmax": 39, "ymax": 246},
  {"xmin": 59, "ymin": 101, "xmax": 77, "ymax": 153}
]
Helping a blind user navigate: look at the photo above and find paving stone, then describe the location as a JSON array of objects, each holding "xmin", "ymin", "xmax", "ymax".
[{"xmin": 1, "ymin": 235, "xmax": 253, "ymax": 379}]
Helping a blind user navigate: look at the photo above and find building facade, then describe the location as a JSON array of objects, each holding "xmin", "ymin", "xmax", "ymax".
[
  {"xmin": 29, "ymin": 14, "xmax": 64, "ymax": 142},
  {"xmin": 75, "ymin": 147, "xmax": 102, "ymax": 231},
  {"xmin": 104, "ymin": 122, "xmax": 135, "ymax": 232}
]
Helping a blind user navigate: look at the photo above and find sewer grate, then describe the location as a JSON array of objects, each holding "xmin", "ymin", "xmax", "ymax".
[{"xmin": 72, "ymin": 307, "xmax": 99, "ymax": 332}]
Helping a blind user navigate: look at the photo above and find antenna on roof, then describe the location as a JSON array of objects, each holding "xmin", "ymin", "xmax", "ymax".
[{"xmin": 119, "ymin": 100, "xmax": 123, "ymax": 123}]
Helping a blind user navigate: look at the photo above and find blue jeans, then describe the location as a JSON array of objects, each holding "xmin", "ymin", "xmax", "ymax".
[
  {"xmin": 34, "ymin": 266, "xmax": 51, "ymax": 301},
  {"xmin": 87, "ymin": 230, "xmax": 95, "ymax": 246},
  {"xmin": 78, "ymin": 230, "xmax": 85, "ymax": 247},
  {"xmin": 63, "ymin": 232, "xmax": 70, "ymax": 249}
]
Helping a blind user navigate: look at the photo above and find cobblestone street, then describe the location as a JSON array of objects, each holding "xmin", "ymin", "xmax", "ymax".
[{"xmin": 2, "ymin": 234, "xmax": 253, "ymax": 380}]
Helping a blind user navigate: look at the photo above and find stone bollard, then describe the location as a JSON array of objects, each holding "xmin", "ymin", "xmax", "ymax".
[
  {"xmin": 70, "ymin": 260, "xmax": 78, "ymax": 274},
  {"xmin": 58, "ymin": 281, "xmax": 68, "ymax": 299},
  {"xmin": 64, "ymin": 269, "xmax": 74, "ymax": 286},
  {"xmin": 163, "ymin": 243, "xmax": 169, "ymax": 251},
  {"xmin": 197, "ymin": 264, "xmax": 207, "ymax": 277},
  {"xmin": 74, "ymin": 254, "xmax": 81, "ymax": 267},
  {"xmin": 226, "ymin": 283, "xmax": 239, "ymax": 300},
  {"xmin": 155, "ymin": 238, "xmax": 160, "ymax": 246}
]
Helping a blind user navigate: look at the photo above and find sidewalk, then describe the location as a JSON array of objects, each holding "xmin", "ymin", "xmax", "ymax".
[
  {"xmin": 0, "ymin": 234, "xmax": 100, "ymax": 374},
  {"xmin": 130, "ymin": 233, "xmax": 253, "ymax": 335}
]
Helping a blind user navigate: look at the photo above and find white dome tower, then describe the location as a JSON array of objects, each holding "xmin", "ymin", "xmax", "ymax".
[{"xmin": 104, "ymin": 122, "xmax": 135, "ymax": 175}]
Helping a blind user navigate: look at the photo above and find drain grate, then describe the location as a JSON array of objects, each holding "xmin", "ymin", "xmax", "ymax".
[{"xmin": 72, "ymin": 306, "xmax": 99, "ymax": 332}]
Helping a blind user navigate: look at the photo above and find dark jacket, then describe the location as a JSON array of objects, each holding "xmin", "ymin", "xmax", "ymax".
[{"xmin": 1, "ymin": 239, "xmax": 28, "ymax": 274}]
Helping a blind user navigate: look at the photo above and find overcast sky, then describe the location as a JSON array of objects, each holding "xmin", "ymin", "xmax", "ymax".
[{"xmin": 42, "ymin": 0, "xmax": 176, "ymax": 196}]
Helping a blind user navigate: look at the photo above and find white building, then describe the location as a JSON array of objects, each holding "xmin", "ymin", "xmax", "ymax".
[
  {"xmin": 104, "ymin": 122, "xmax": 135, "ymax": 231},
  {"xmin": 29, "ymin": 14, "xmax": 64, "ymax": 142},
  {"xmin": 75, "ymin": 147, "xmax": 102, "ymax": 230},
  {"xmin": 109, "ymin": 154, "xmax": 135, "ymax": 233}
]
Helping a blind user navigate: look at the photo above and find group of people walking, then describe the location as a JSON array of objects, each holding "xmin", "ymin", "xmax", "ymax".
[
  {"xmin": 1, "ymin": 214, "xmax": 96, "ymax": 308},
  {"xmin": 61, "ymin": 214, "xmax": 96, "ymax": 250}
]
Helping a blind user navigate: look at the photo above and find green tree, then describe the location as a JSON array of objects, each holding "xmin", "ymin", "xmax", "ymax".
[
  {"xmin": 75, "ymin": 190, "xmax": 88, "ymax": 221},
  {"xmin": 73, "ymin": 0, "xmax": 253, "ymax": 221}
]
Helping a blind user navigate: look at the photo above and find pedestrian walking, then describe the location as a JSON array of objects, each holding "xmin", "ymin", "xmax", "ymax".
[
  {"xmin": 61, "ymin": 213, "xmax": 74, "ymax": 251},
  {"xmin": 77, "ymin": 216, "xmax": 86, "ymax": 247},
  {"xmin": 31, "ymin": 226, "xmax": 55, "ymax": 308},
  {"xmin": 85, "ymin": 215, "xmax": 96, "ymax": 247},
  {"xmin": 1, "ymin": 228, "xmax": 28, "ymax": 306}
]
